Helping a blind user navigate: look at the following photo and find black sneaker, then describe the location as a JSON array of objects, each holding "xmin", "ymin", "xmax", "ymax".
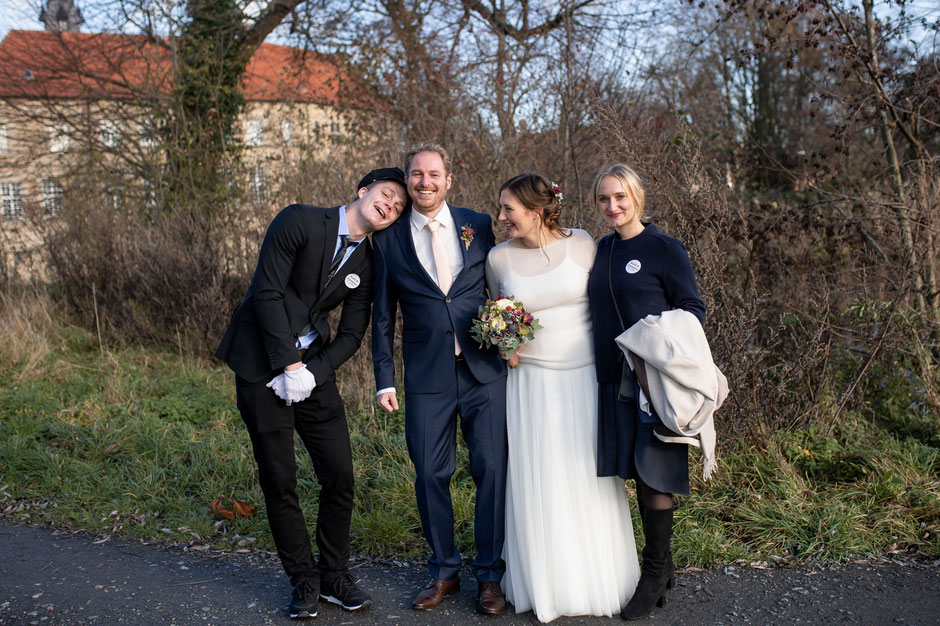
[
  {"xmin": 320, "ymin": 574, "xmax": 372, "ymax": 611},
  {"xmin": 288, "ymin": 580, "xmax": 318, "ymax": 619}
]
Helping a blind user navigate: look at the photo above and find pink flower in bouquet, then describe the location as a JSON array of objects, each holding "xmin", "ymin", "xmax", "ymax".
[{"xmin": 470, "ymin": 295, "xmax": 542, "ymax": 364}]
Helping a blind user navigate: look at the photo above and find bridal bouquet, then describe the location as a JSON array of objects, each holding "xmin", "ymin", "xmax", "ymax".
[{"xmin": 470, "ymin": 296, "xmax": 542, "ymax": 359}]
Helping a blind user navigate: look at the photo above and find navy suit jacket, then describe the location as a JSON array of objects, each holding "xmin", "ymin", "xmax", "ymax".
[
  {"xmin": 216, "ymin": 204, "xmax": 373, "ymax": 384},
  {"xmin": 372, "ymin": 205, "xmax": 506, "ymax": 394}
]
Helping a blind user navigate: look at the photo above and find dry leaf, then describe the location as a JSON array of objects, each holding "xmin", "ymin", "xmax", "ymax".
[
  {"xmin": 230, "ymin": 499, "xmax": 255, "ymax": 519},
  {"xmin": 210, "ymin": 497, "xmax": 255, "ymax": 520},
  {"xmin": 210, "ymin": 497, "xmax": 234, "ymax": 520}
]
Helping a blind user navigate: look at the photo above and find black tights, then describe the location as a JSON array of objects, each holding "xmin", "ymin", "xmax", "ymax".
[{"xmin": 636, "ymin": 479, "xmax": 673, "ymax": 512}]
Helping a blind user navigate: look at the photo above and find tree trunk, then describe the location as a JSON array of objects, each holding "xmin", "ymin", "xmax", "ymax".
[{"xmin": 163, "ymin": 0, "xmax": 250, "ymax": 219}]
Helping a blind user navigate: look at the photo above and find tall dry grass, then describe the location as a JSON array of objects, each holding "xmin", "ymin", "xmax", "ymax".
[{"xmin": 0, "ymin": 287, "xmax": 57, "ymax": 382}]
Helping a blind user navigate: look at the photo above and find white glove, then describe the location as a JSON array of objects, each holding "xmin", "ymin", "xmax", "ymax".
[
  {"xmin": 283, "ymin": 366, "xmax": 316, "ymax": 403},
  {"xmin": 266, "ymin": 373, "xmax": 288, "ymax": 401},
  {"xmin": 267, "ymin": 367, "xmax": 316, "ymax": 405}
]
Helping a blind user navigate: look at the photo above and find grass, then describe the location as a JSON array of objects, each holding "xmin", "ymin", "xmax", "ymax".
[
  {"xmin": 674, "ymin": 423, "xmax": 939, "ymax": 564},
  {"xmin": 0, "ymin": 292, "xmax": 937, "ymax": 567}
]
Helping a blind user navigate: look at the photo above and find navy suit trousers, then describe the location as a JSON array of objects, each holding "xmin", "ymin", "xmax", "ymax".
[{"xmin": 404, "ymin": 358, "xmax": 508, "ymax": 582}]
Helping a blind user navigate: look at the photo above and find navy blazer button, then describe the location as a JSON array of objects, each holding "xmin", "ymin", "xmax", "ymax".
[
  {"xmin": 445, "ymin": 297, "xmax": 452, "ymax": 303},
  {"xmin": 446, "ymin": 330, "xmax": 453, "ymax": 335}
]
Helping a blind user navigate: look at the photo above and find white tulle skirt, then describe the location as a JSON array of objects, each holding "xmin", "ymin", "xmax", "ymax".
[{"xmin": 501, "ymin": 362, "xmax": 640, "ymax": 623}]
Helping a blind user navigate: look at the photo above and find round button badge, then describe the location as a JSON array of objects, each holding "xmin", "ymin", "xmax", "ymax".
[
  {"xmin": 344, "ymin": 273, "xmax": 361, "ymax": 289},
  {"xmin": 625, "ymin": 259, "xmax": 642, "ymax": 274}
]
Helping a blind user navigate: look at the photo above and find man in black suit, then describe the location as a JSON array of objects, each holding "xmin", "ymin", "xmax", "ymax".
[{"xmin": 216, "ymin": 168, "xmax": 407, "ymax": 619}]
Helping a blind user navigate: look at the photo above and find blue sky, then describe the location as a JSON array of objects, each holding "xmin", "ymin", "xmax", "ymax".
[
  {"xmin": 0, "ymin": 0, "xmax": 272, "ymax": 40},
  {"xmin": 1, "ymin": 0, "xmax": 44, "ymax": 38},
  {"xmin": 2, "ymin": 1, "xmax": 936, "ymax": 50}
]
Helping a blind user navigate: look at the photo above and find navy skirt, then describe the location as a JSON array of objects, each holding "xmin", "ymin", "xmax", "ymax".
[{"xmin": 596, "ymin": 381, "xmax": 690, "ymax": 496}]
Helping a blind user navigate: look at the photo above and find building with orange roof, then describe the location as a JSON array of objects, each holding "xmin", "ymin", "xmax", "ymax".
[{"xmin": 0, "ymin": 12, "xmax": 377, "ymax": 278}]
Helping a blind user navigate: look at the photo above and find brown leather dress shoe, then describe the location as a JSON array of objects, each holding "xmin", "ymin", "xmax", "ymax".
[
  {"xmin": 412, "ymin": 577, "xmax": 460, "ymax": 610},
  {"xmin": 476, "ymin": 580, "xmax": 506, "ymax": 615}
]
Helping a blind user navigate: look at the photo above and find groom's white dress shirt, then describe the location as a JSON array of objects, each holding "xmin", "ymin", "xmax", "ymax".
[
  {"xmin": 376, "ymin": 203, "xmax": 465, "ymax": 398},
  {"xmin": 409, "ymin": 202, "xmax": 464, "ymax": 289}
]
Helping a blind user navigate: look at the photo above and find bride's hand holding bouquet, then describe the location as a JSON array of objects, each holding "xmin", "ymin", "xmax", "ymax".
[{"xmin": 470, "ymin": 296, "xmax": 541, "ymax": 368}]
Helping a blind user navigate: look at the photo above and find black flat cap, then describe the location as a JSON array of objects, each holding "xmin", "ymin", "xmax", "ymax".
[{"xmin": 357, "ymin": 167, "xmax": 407, "ymax": 191}]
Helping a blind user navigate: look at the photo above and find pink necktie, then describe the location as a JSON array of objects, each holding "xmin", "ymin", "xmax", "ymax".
[
  {"xmin": 426, "ymin": 219, "xmax": 453, "ymax": 294},
  {"xmin": 426, "ymin": 219, "xmax": 460, "ymax": 355}
]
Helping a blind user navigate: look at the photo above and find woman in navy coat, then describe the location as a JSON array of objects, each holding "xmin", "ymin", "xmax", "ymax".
[{"xmin": 587, "ymin": 164, "xmax": 705, "ymax": 620}]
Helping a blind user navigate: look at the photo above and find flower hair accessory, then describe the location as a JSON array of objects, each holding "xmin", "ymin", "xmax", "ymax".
[
  {"xmin": 460, "ymin": 224, "xmax": 475, "ymax": 250},
  {"xmin": 550, "ymin": 182, "xmax": 564, "ymax": 204}
]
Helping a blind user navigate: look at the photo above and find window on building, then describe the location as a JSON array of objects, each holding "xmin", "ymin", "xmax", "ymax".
[
  {"xmin": 248, "ymin": 165, "xmax": 267, "ymax": 204},
  {"xmin": 0, "ymin": 124, "xmax": 8, "ymax": 155},
  {"xmin": 330, "ymin": 121, "xmax": 341, "ymax": 134},
  {"xmin": 245, "ymin": 120, "xmax": 265, "ymax": 146},
  {"xmin": 1, "ymin": 183, "xmax": 24, "ymax": 219},
  {"xmin": 142, "ymin": 178, "xmax": 159, "ymax": 210},
  {"xmin": 49, "ymin": 127, "xmax": 70, "ymax": 153},
  {"xmin": 281, "ymin": 120, "xmax": 293, "ymax": 144},
  {"xmin": 41, "ymin": 178, "xmax": 64, "ymax": 217},
  {"xmin": 100, "ymin": 120, "xmax": 120, "ymax": 148},
  {"xmin": 140, "ymin": 120, "xmax": 159, "ymax": 149}
]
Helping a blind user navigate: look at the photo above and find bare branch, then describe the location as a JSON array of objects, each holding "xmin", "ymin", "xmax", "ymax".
[
  {"xmin": 461, "ymin": 0, "xmax": 599, "ymax": 41},
  {"xmin": 243, "ymin": 0, "xmax": 306, "ymax": 51}
]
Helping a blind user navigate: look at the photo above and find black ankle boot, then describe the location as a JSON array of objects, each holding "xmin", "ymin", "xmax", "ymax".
[{"xmin": 622, "ymin": 507, "xmax": 673, "ymax": 620}]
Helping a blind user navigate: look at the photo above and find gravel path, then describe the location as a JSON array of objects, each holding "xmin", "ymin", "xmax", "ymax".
[{"xmin": 1, "ymin": 521, "xmax": 937, "ymax": 625}]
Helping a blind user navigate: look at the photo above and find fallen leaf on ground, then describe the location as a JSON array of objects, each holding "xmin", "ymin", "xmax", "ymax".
[
  {"xmin": 210, "ymin": 497, "xmax": 255, "ymax": 520},
  {"xmin": 210, "ymin": 498, "xmax": 234, "ymax": 520},
  {"xmin": 231, "ymin": 499, "xmax": 255, "ymax": 518}
]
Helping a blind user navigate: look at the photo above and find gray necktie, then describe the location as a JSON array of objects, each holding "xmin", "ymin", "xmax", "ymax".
[{"xmin": 327, "ymin": 234, "xmax": 351, "ymax": 283}]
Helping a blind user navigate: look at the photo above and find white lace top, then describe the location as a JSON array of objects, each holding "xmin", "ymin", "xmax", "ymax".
[{"xmin": 485, "ymin": 228, "xmax": 597, "ymax": 370}]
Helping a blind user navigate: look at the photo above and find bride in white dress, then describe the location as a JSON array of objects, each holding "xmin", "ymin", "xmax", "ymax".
[{"xmin": 485, "ymin": 173, "xmax": 639, "ymax": 622}]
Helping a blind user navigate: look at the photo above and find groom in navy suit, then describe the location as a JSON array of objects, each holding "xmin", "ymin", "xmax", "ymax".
[{"xmin": 371, "ymin": 143, "xmax": 508, "ymax": 615}]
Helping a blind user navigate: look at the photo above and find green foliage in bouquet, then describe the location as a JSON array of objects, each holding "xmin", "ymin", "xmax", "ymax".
[{"xmin": 470, "ymin": 296, "xmax": 542, "ymax": 357}]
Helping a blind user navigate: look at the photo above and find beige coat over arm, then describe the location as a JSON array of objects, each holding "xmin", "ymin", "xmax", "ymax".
[{"xmin": 615, "ymin": 309, "xmax": 728, "ymax": 480}]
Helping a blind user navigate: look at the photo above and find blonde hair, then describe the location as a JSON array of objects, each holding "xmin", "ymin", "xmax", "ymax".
[{"xmin": 591, "ymin": 164, "xmax": 646, "ymax": 221}]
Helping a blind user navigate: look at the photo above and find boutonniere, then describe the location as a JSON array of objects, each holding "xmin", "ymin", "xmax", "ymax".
[{"xmin": 460, "ymin": 224, "xmax": 475, "ymax": 250}]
